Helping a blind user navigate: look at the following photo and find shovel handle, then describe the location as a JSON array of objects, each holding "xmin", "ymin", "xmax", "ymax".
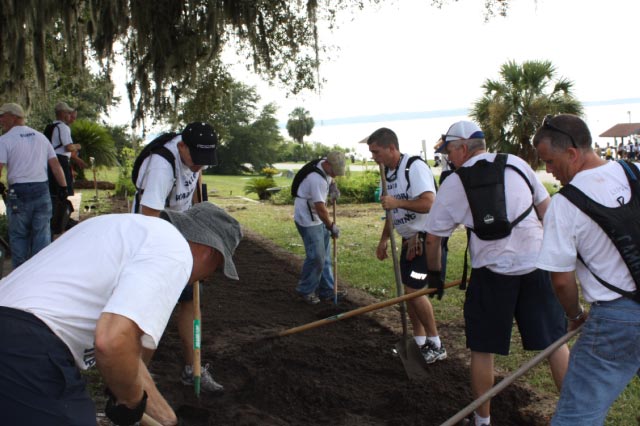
[
  {"xmin": 440, "ymin": 325, "xmax": 583, "ymax": 426},
  {"xmin": 276, "ymin": 280, "xmax": 461, "ymax": 338},
  {"xmin": 141, "ymin": 413, "xmax": 163, "ymax": 426},
  {"xmin": 379, "ymin": 164, "xmax": 408, "ymax": 336},
  {"xmin": 332, "ymin": 199, "xmax": 338, "ymax": 305}
]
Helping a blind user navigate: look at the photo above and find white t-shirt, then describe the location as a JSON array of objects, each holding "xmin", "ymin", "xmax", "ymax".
[
  {"xmin": 293, "ymin": 160, "xmax": 331, "ymax": 227},
  {"xmin": 0, "ymin": 125, "xmax": 57, "ymax": 185},
  {"xmin": 536, "ymin": 161, "xmax": 639, "ymax": 302},
  {"xmin": 0, "ymin": 214, "xmax": 192, "ymax": 369},
  {"xmin": 51, "ymin": 120, "xmax": 73, "ymax": 158},
  {"xmin": 133, "ymin": 136, "xmax": 200, "ymax": 213},
  {"xmin": 426, "ymin": 153, "xmax": 548, "ymax": 275},
  {"xmin": 383, "ymin": 155, "xmax": 437, "ymax": 239}
]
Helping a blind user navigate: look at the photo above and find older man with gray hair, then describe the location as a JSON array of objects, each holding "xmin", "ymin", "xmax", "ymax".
[{"xmin": 0, "ymin": 102, "xmax": 67, "ymax": 268}]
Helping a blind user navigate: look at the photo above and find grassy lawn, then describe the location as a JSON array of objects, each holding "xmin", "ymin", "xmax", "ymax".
[{"xmin": 203, "ymin": 174, "xmax": 639, "ymax": 426}]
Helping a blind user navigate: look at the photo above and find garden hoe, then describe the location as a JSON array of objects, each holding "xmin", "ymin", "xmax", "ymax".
[{"xmin": 379, "ymin": 164, "xmax": 430, "ymax": 380}]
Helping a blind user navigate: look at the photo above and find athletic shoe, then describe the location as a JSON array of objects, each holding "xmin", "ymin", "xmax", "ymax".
[
  {"xmin": 181, "ymin": 364, "xmax": 224, "ymax": 393},
  {"xmin": 299, "ymin": 292, "xmax": 321, "ymax": 305},
  {"xmin": 458, "ymin": 413, "xmax": 490, "ymax": 426},
  {"xmin": 320, "ymin": 289, "xmax": 348, "ymax": 303},
  {"xmin": 420, "ymin": 340, "xmax": 447, "ymax": 364}
]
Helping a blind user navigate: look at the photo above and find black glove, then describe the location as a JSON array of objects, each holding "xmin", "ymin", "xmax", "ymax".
[
  {"xmin": 105, "ymin": 389, "xmax": 147, "ymax": 426},
  {"xmin": 427, "ymin": 270, "xmax": 444, "ymax": 300},
  {"xmin": 57, "ymin": 185, "xmax": 68, "ymax": 201}
]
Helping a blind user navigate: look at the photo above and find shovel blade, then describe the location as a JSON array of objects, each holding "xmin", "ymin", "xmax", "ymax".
[{"xmin": 395, "ymin": 338, "xmax": 430, "ymax": 380}]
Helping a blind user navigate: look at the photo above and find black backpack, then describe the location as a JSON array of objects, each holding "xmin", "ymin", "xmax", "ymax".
[
  {"xmin": 456, "ymin": 153, "xmax": 533, "ymax": 241},
  {"xmin": 131, "ymin": 132, "xmax": 178, "ymax": 188},
  {"xmin": 291, "ymin": 159, "xmax": 326, "ymax": 198},
  {"xmin": 456, "ymin": 153, "xmax": 534, "ymax": 289},
  {"xmin": 43, "ymin": 122, "xmax": 62, "ymax": 149},
  {"xmin": 559, "ymin": 160, "xmax": 640, "ymax": 303}
]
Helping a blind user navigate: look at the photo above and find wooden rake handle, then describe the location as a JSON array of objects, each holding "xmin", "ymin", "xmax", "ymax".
[
  {"xmin": 141, "ymin": 413, "xmax": 163, "ymax": 426},
  {"xmin": 276, "ymin": 280, "xmax": 461, "ymax": 338}
]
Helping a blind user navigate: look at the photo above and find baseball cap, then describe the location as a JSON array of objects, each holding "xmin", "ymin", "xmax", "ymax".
[
  {"xmin": 182, "ymin": 122, "xmax": 218, "ymax": 166},
  {"xmin": 326, "ymin": 151, "xmax": 346, "ymax": 176},
  {"xmin": 436, "ymin": 121, "xmax": 485, "ymax": 153},
  {"xmin": 54, "ymin": 101, "xmax": 75, "ymax": 113},
  {"xmin": 162, "ymin": 202, "xmax": 242, "ymax": 280},
  {"xmin": 0, "ymin": 103, "xmax": 25, "ymax": 118}
]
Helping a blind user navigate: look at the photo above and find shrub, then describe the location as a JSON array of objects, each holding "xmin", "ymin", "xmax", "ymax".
[
  {"xmin": 244, "ymin": 177, "xmax": 277, "ymax": 200},
  {"xmin": 261, "ymin": 167, "xmax": 279, "ymax": 177}
]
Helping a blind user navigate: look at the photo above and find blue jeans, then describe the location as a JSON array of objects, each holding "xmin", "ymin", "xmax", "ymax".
[
  {"xmin": 552, "ymin": 297, "xmax": 640, "ymax": 425},
  {"xmin": 6, "ymin": 182, "xmax": 52, "ymax": 269},
  {"xmin": 295, "ymin": 222, "xmax": 335, "ymax": 299}
]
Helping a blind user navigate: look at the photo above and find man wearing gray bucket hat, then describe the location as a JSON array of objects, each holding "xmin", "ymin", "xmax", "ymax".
[{"xmin": 0, "ymin": 202, "xmax": 241, "ymax": 425}]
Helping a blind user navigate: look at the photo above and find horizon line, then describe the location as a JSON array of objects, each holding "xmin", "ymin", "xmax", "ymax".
[{"xmin": 279, "ymin": 97, "xmax": 640, "ymax": 128}]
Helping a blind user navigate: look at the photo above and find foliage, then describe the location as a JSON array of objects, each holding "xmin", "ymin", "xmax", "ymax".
[
  {"xmin": 244, "ymin": 177, "xmax": 277, "ymax": 200},
  {"xmin": 470, "ymin": 60, "xmax": 583, "ymax": 167},
  {"xmin": 275, "ymin": 141, "xmax": 352, "ymax": 163},
  {"xmin": 70, "ymin": 120, "xmax": 118, "ymax": 181},
  {"xmin": 261, "ymin": 167, "xmax": 279, "ymax": 177},
  {"xmin": 2, "ymin": 1, "xmax": 374, "ymax": 125},
  {"xmin": 335, "ymin": 170, "xmax": 380, "ymax": 203},
  {"xmin": 114, "ymin": 146, "xmax": 137, "ymax": 197},
  {"xmin": 286, "ymin": 107, "xmax": 315, "ymax": 145},
  {"xmin": 182, "ymin": 79, "xmax": 283, "ymax": 175}
]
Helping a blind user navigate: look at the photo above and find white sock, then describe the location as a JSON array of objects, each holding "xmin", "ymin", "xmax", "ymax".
[
  {"xmin": 427, "ymin": 335, "xmax": 441, "ymax": 348},
  {"xmin": 475, "ymin": 413, "xmax": 490, "ymax": 426},
  {"xmin": 414, "ymin": 335, "xmax": 426, "ymax": 346}
]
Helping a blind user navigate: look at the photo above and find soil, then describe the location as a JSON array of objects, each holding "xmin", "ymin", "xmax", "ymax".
[{"xmin": 100, "ymin": 197, "xmax": 552, "ymax": 425}]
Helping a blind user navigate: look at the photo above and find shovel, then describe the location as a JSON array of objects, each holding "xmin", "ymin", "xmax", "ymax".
[
  {"xmin": 332, "ymin": 198, "xmax": 338, "ymax": 305},
  {"xmin": 379, "ymin": 164, "xmax": 430, "ymax": 380}
]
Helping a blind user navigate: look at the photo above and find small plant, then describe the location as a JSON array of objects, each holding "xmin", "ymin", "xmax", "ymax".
[
  {"xmin": 244, "ymin": 177, "xmax": 277, "ymax": 200},
  {"xmin": 261, "ymin": 167, "xmax": 279, "ymax": 177}
]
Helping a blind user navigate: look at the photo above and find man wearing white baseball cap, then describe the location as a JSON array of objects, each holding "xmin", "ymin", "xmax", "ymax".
[
  {"xmin": 424, "ymin": 120, "xmax": 569, "ymax": 426},
  {"xmin": 0, "ymin": 102, "xmax": 67, "ymax": 268}
]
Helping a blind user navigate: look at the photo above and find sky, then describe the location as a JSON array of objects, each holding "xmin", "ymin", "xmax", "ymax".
[{"xmin": 107, "ymin": 0, "xmax": 640, "ymax": 159}]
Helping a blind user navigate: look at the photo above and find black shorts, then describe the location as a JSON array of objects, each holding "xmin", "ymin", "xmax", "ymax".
[
  {"xmin": 400, "ymin": 233, "xmax": 429, "ymax": 290},
  {"xmin": 0, "ymin": 307, "xmax": 96, "ymax": 425},
  {"xmin": 463, "ymin": 267, "xmax": 566, "ymax": 355}
]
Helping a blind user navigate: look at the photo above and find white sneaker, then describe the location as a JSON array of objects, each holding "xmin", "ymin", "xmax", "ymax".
[{"xmin": 181, "ymin": 364, "xmax": 224, "ymax": 393}]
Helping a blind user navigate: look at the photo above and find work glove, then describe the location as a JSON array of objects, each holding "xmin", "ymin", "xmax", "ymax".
[
  {"xmin": 328, "ymin": 181, "xmax": 340, "ymax": 204},
  {"xmin": 57, "ymin": 185, "xmax": 68, "ymax": 201},
  {"xmin": 328, "ymin": 222, "xmax": 340, "ymax": 239},
  {"xmin": 427, "ymin": 270, "xmax": 444, "ymax": 300},
  {"xmin": 104, "ymin": 389, "xmax": 147, "ymax": 426},
  {"xmin": 404, "ymin": 233, "xmax": 424, "ymax": 261}
]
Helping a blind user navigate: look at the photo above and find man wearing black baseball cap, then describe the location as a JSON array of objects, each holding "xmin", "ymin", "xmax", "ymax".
[{"xmin": 132, "ymin": 121, "xmax": 225, "ymax": 394}]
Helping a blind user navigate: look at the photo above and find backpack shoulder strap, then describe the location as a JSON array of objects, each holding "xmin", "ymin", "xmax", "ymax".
[{"xmin": 404, "ymin": 155, "xmax": 438, "ymax": 191}]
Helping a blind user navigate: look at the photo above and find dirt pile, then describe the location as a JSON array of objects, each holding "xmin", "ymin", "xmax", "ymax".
[{"xmin": 148, "ymin": 229, "xmax": 548, "ymax": 425}]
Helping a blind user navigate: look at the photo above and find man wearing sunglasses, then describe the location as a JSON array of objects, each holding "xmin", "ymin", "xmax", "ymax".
[
  {"xmin": 425, "ymin": 120, "xmax": 569, "ymax": 426},
  {"xmin": 534, "ymin": 114, "xmax": 640, "ymax": 425}
]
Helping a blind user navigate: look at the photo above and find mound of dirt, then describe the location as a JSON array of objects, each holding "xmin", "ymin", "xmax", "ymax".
[{"xmin": 146, "ymin": 228, "xmax": 549, "ymax": 425}]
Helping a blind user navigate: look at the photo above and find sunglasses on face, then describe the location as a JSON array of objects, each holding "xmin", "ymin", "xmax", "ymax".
[{"xmin": 542, "ymin": 115, "xmax": 578, "ymax": 148}]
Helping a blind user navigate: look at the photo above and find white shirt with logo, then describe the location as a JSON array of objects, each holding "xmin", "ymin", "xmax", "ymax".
[
  {"xmin": 536, "ymin": 161, "xmax": 639, "ymax": 302},
  {"xmin": 384, "ymin": 155, "xmax": 436, "ymax": 239},
  {"xmin": 0, "ymin": 214, "xmax": 192, "ymax": 369},
  {"xmin": 294, "ymin": 160, "xmax": 331, "ymax": 227},
  {"xmin": 0, "ymin": 125, "xmax": 57, "ymax": 185},
  {"xmin": 51, "ymin": 120, "xmax": 74, "ymax": 158},
  {"xmin": 426, "ymin": 153, "xmax": 548, "ymax": 275},
  {"xmin": 133, "ymin": 136, "xmax": 200, "ymax": 213}
]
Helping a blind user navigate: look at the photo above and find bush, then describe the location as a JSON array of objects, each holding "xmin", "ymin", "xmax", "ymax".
[
  {"xmin": 244, "ymin": 177, "xmax": 277, "ymax": 200},
  {"xmin": 261, "ymin": 167, "xmax": 279, "ymax": 177}
]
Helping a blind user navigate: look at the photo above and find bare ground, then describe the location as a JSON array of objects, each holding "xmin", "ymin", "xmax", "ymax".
[{"xmin": 95, "ymin": 197, "xmax": 552, "ymax": 425}]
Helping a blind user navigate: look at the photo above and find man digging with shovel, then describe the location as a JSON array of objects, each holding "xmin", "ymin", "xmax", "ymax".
[
  {"xmin": 367, "ymin": 127, "xmax": 447, "ymax": 365},
  {"xmin": 0, "ymin": 202, "xmax": 242, "ymax": 426}
]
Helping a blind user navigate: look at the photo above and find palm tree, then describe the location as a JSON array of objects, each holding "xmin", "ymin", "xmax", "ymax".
[
  {"xmin": 470, "ymin": 60, "xmax": 583, "ymax": 166},
  {"xmin": 70, "ymin": 120, "xmax": 118, "ymax": 180},
  {"xmin": 286, "ymin": 107, "xmax": 315, "ymax": 146}
]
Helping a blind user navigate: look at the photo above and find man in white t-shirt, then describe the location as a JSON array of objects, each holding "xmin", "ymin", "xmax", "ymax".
[
  {"xmin": 534, "ymin": 114, "xmax": 640, "ymax": 425},
  {"xmin": 366, "ymin": 128, "xmax": 447, "ymax": 365},
  {"xmin": 0, "ymin": 202, "xmax": 242, "ymax": 426},
  {"xmin": 133, "ymin": 122, "xmax": 224, "ymax": 393},
  {"xmin": 424, "ymin": 121, "xmax": 569, "ymax": 426},
  {"xmin": 0, "ymin": 103, "xmax": 68, "ymax": 268},
  {"xmin": 293, "ymin": 151, "xmax": 346, "ymax": 304},
  {"xmin": 49, "ymin": 101, "xmax": 82, "ymax": 195}
]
